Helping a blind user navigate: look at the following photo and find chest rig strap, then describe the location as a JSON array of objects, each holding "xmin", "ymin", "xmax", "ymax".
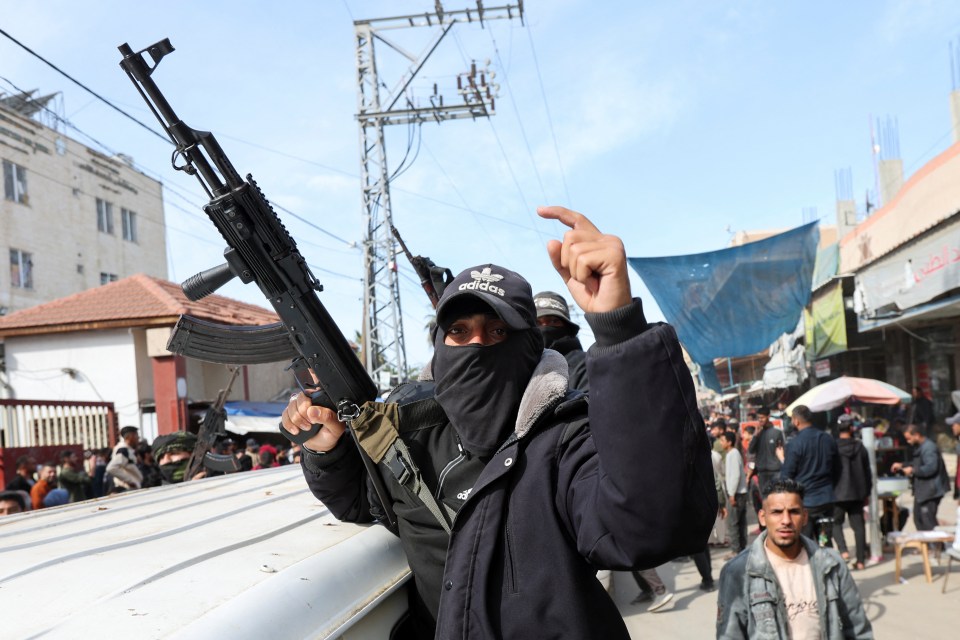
[{"xmin": 352, "ymin": 400, "xmax": 456, "ymax": 534}]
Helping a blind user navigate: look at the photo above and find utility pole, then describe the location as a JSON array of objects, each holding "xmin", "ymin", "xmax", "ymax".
[{"xmin": 353, "ymin": 2, "xmax": 524, "ymax": 389}]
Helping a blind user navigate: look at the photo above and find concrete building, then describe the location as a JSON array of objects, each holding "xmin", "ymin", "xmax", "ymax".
[
  {"xmin": 0, "ymin": 274, "xmax": 291, "ymax": 442},
  {"xmin": 0, "ymin": 92, "xmax": 167, "ymax": 316}
]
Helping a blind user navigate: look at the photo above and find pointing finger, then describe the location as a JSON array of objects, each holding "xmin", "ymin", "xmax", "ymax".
[{"xmin": 537, "ymin": 206, "xmax": 600, "ymax": 234}]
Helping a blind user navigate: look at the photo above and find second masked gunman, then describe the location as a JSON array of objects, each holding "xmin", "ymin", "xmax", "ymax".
[{"xmin": 282, "ymin": 206, "xmax": 717, "ymax": 639}]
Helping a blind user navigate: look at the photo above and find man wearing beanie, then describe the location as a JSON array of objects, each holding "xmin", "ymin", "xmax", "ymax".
[
  {"xmin": 284, "ymin": 206, "xmax": 716, "ymax": 639},
  {"xmin": 534, "ymin": 290, "xmax": 589, "ymax": 391},
  {"xmin": 152, "ymin": 431, "xmax": 202, "ymax": 484}
]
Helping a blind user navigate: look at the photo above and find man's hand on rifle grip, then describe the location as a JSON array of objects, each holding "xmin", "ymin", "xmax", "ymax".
[{"xmin": 281, "ymin": 391, "xmax": 346, "ymax": 452}]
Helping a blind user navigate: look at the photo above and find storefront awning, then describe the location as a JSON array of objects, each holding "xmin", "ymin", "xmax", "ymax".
[{"xmin": 857, "ymin": 291, "xmax": 960, "ymax": 332}]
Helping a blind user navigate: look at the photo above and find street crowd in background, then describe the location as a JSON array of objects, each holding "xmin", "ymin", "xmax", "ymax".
[
  {"xmin": 3, "ymin": 301, "xmax": 960, "ymax": 639},
  {"xmin": 0, "ymin": 428, "xmax": 301, "ymax": 515}
]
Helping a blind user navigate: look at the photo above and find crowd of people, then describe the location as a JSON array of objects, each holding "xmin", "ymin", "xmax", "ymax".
[
  {"xmin": 3, "ymin": 205, "xmax": 959, "ymax": 639},
  {"xmin": 0, "ymin": 427, "xmax": 300, "ymax": 515}
]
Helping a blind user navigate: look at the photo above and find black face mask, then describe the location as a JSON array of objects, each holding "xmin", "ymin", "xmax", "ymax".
[
  {"xmin": 159, "ymin": 459, "xmax": 189, "ymax": 484},
  {"xmin": 433, "ymin": 330, "xmax": 542, "ymax": 457},
  {"xmin": 538, "ymin": 324, "xmax": 577, "ymax": 350}
]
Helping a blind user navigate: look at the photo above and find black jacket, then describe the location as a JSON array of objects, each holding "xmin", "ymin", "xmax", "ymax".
[
  {"xmin": 300, "ymin": 300, "xmax": 717, "ymax": 640},
  {"xmin": 833, "ymin": 437, "xmax": 871, "ymax": 502},
  {"xmin": 748, "ymin": 425, "xmax": 784, "ymax": 474},
  {"xmin": 780, "ymin": 426, "xmax": 840, "ymax": 508},
  {"xmin": 909, "ymin": 438, "xmax": 949, "ymax": 503}
]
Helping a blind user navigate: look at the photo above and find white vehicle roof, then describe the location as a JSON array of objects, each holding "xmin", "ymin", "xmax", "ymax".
[{"xmin": 0, "ymin": 465, "xmax": 410, "ymax": 639}]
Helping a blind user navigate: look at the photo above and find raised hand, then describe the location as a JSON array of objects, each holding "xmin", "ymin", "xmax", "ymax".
[{"xmin": 537, "ymin": 206, "xmax": 631, "ymax": 314}]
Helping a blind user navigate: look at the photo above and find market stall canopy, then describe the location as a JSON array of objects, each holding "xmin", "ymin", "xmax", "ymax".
[
  {"xmin": 628, "ymin": 222, "xmax": 819, "ymax": 392},
  {"xmin": 786, "ymin": 376, "xmax": 911, "ymax": 413},
  {"xmin": 223, "ymin": 401, "xmax": 286, "ymax": 435}
]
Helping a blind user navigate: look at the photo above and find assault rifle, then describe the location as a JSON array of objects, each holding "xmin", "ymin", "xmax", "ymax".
[
  {"xmin": 184, "ymin": 365, "xmax": 241, "ymax": 481},
  {"xmin": 119, "ymin": 39, "xmax": 395, "ymax": 525},
  {"xmin": 389, "ymin": 224, "xmax": 453, "ymax": 309}
]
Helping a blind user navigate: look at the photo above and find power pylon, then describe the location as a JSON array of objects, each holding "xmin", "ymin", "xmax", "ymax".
[{"xmin": 354, "ymin": 2, "xmax": 524, "ymax": 389}]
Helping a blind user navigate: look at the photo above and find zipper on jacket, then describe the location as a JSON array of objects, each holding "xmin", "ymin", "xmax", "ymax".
[
  {"xmin": 436, "ymin": 437, "xmax": 465, "ymax": 500},
  {"xmin": 504, "ymin": 503, "xmax": 518, "ymax": 594}
]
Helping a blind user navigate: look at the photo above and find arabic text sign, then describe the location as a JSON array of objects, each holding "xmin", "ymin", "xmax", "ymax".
[{"xmin": 855, "ymin": 219, "xmax": 960, "ymax": 316}]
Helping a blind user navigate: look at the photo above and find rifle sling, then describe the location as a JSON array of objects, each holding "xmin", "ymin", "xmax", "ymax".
[{"xmin": 352, "ymin": 401, "xmax": 455, "ymax": 534}]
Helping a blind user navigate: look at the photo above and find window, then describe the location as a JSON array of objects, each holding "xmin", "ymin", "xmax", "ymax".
[
  {"xmin": 3, "ymin": 160, "xmax": 28, "ymax": 204},
  {"xmin": 10, "ymin": 248, "xmax": 33, "ymax": 289},
  {"xmin": 121, "ymin": 208, "xmax": 138, "ymax": 242},
  {"xmin": 100, "ymin": 272, "xmax": 118, "ymax": 285},
  {"xmin": 96, "ymin": 198, "xmax": 114, "ymax": 234}
]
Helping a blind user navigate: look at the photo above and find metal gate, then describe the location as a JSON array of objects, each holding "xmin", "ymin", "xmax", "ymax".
[{"xmin": 0, "ymin": 399, "xmax": 117, "ymax": 450}]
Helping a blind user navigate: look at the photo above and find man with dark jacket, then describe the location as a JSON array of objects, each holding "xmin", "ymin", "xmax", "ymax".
[
  {"xmin": 832, "ymin": 420, "xmax": 872, "ymax": 569},
  {"xmin": 748, "ymin": 407, "xmax": 783, "ymax": 497},
  {"xmin": 533, "ymin": 290, "xmax": 588, "ymax": 392},
  {"xmin": 779, "ymin": 405, "xmax": 840, "ymax": 546},
  {"xmin": 283, "ymin": 207, "xmax": 717, "ymax": 640},
  {"xmin": 910, "ymin": 386, "xmax": 934, "ymax": 429},
  {"xmin": 892, "ymin": 424, "xmax": 949, "ymax": 531}
]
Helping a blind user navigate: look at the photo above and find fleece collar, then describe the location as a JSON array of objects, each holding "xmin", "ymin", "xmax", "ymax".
[{"xmin": 418, "ymin": 348, "xmax": 569, "ymax": 440}]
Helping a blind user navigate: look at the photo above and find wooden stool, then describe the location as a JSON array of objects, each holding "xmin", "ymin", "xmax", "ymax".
[{"xmin": 892, "ymin": 532, "xmax": 954, "ymax": 584}]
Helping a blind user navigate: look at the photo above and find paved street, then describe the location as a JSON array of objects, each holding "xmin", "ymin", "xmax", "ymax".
[{"xmin": 615, "ymin": 455, "xmax": 958, "ymax": 638}]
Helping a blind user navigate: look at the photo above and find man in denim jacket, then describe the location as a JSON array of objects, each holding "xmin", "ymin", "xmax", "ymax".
[{"xmin": 717, "ymin": 479, "xmax": 872, "ymax": 639}]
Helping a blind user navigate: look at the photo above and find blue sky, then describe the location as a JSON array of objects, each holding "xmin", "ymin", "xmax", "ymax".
[{"xmin": 4, "ymin": 0, "xmax": 960, "ymax": 367}]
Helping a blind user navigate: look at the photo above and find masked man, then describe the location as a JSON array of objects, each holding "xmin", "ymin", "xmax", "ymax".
[
  {"xmin": 152, "ymin": 431, "xmax": 204, "ymax": 484},
  {"xmin": 534, "ymin": 290, "xmax": 588, "ymax": 391},
  {"xmin": 283, "ymin": 207, "xmax": 717, "ymax": 639}
]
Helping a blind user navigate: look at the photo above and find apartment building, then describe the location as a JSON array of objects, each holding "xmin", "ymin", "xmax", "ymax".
[{"xmin": 0, "ymin": 93, "xmax": 167, "ymax": 316}]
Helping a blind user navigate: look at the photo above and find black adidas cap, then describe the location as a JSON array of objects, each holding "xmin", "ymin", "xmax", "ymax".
[{"xmin": 436, "ymin": 264, "xmax": 537, "ymax": 331}]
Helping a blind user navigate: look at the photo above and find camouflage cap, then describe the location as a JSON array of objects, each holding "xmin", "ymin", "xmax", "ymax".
[{"xmin": 152, "ymin": 431, "xmax": 198, "ymax": 459}]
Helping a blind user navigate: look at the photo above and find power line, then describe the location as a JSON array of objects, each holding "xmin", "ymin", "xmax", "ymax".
[
  {"xmin": 0, "ymin": 27, "xmax": 170, "ymax": 143},
  {"xmin": 269, "ymin": 202, "xmax": 358, "ymax": 248},
  {"xmin": 218, "ymin": 131, "xmax": 550, "ymax": 235},
  {"xmin": 0, "ymin": 74, "xmax": 360, "ymax": 257},
  {"xmin": 525, "ymin": 20, "xmax": 572, "ymax": 205},
  {"xmin": 488, "ymin": 28, "xmax": 548, "ymax": 202},
  {"xmin": 450, "ymin": 31, "xmax": 546, "ymax": 244},
  {"xmin": 419, "ymin": 138, "xmax": 508, "ymax": 259},
  {"xmin": 2, "ymin": 25, "xmax": 557, "ymax": 260}
]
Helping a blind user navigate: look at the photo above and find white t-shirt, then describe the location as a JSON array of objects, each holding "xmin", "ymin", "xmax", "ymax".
[{"xmin": 763, "ymin": 544, "xmax": 821, "ymax": 640}]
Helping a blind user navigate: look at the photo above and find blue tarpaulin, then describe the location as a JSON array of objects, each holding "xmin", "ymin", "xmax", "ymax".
[{"xmin": 628, "ymin": 222, "xmax": 819, "ymax": 392}]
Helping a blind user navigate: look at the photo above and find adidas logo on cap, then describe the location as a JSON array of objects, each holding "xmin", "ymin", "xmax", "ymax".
[{"xmin": 458, "ymin": 267, "xmax": 506, "ymax": 297}]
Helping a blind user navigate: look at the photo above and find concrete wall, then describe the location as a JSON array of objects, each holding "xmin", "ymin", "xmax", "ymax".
[
  {"xmin": 840, "ymin": 142, "xmax": 960, "ymax": 273},
  {"xmin": 0, "ymin": 107, "xmax": 167, "ymax": 315},
  {"xmin": 4, "ymin": 328, "xmax": 142, "ymax": 433},
  {"xmin": 3, "ymin": 326, "xmax": 293, "ymax": 442}
]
